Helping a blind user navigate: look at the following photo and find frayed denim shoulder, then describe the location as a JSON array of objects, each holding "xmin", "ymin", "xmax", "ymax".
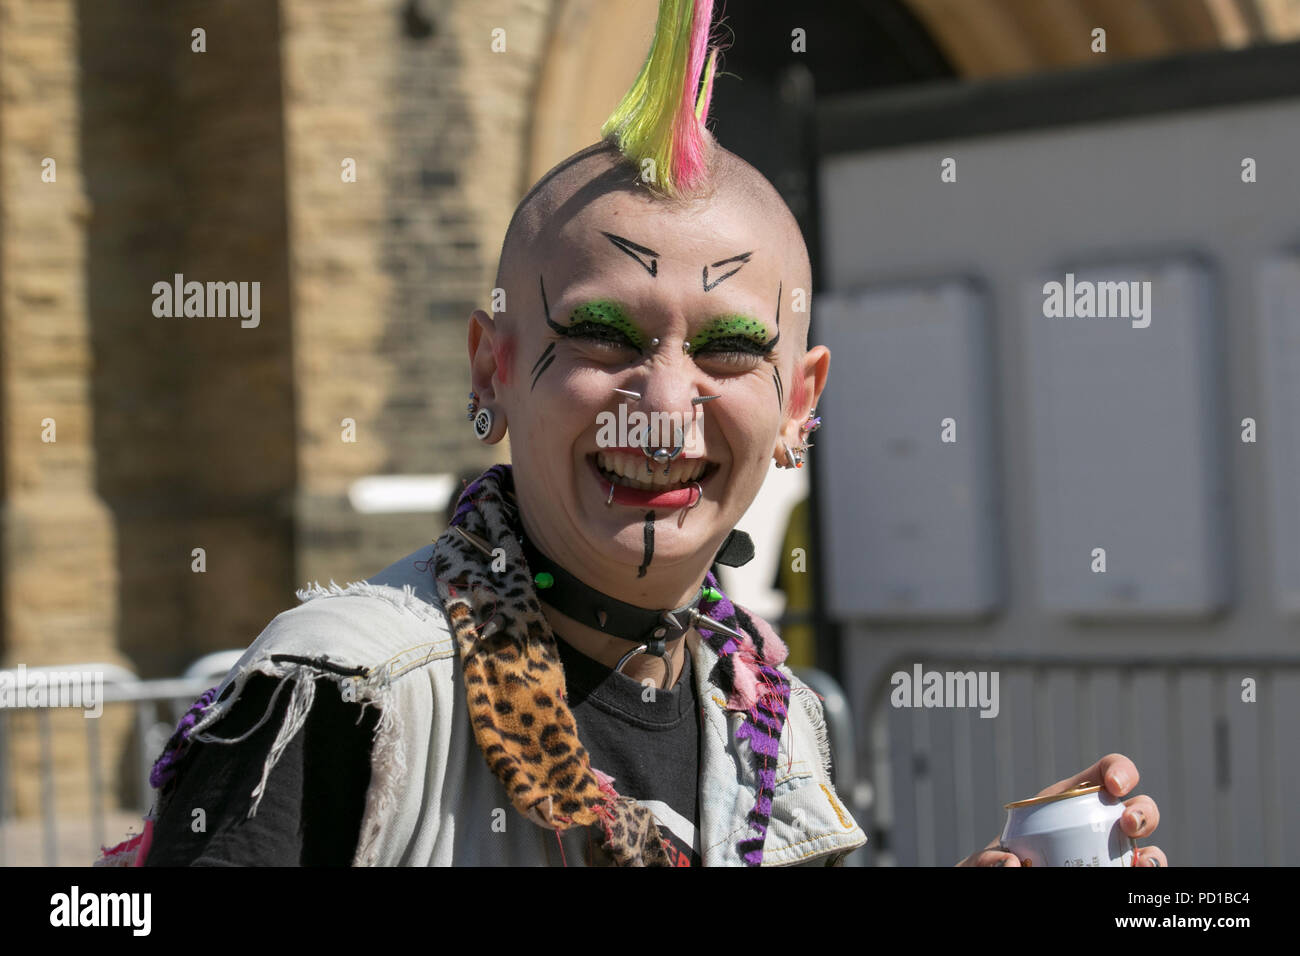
[{"xmin": 97, "ymin": 570, "xmax": 457, "ymax": 867}]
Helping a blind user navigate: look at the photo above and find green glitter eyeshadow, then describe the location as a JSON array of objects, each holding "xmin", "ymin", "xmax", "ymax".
[
  {"xmin": 567, "ymin": 300, "xmax": 646, "ymax": 350},
  {"xmin": 688, "ymin": 315, "xmax": 771, "ymax": 351}
]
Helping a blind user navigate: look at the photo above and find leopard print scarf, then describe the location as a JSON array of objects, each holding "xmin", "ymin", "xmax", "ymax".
[
  {"xmin": 431, "ymin": 464, "xmax": 670, "ymax": 865},
  {"xmin": 431, "ymin": 464, "xmax": 791, "ymax": 866}
]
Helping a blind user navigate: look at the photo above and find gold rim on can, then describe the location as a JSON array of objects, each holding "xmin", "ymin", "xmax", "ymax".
[{"xmin": 1003, "ymin": 782, "xmax": 1104, "ymax": 810}]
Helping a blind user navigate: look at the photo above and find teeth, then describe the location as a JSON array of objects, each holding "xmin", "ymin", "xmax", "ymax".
[{"xmin": 595, "ymin": 451, "xmax": 708, "ymax": 489}]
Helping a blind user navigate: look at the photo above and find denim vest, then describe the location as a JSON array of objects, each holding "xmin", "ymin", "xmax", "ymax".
[{"xmin": 184, "ymin": 547, "xmax": 867, "ymax": 866}]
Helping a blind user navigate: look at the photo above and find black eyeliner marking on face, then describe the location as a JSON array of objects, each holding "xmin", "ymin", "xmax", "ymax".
[
  {"xmin": 530, "ymin": 342, "xmax": 555, "ymax": 376},
  {"xmin": 702, "ymin": 251, "xmax": 753, "ymax": 292},
  {"xmin": 539, "ymin": 274, "xmax": 570, "ymax": 337},
  {"xmin": 603, "ymin": 232, "xmax": 660, "ymax": 277},
  {"xmin": 637, "ymin": 511, "xmax": 655, "ymax": 578},
  {"xmin": 773, "ymin": 368, "xmax": 784, "ymax": 412},
  {"xmin": 530, "ymin": 343, "xmax": 556, "ymax": 391},
  {"xmin": 768, "ymin": 280, "xmax": 782, "ymax": 352}
]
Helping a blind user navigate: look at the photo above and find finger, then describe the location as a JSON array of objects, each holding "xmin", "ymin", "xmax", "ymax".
[
  {"xmin": 1039, "ymin": 753, "xmax": 1139, "ymax": 800},
  {"xmin": 1096, "ymin": 753, "xmax": 1140, "ymax": 797},
  {"xmin": 977, "ymin": 849, "xmax": 1022, "ymax": 867},
  {"xmin": 1121, "ymin": 795, "xmax": 1160, "ymax": 838},
  {"xmin": 1134, "ymin": 845, "xmax": 1168, "ymax": 867}
]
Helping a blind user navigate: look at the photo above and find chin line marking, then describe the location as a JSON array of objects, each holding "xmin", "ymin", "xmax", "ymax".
[{"xmin": 637, "ymin": 510, "xmax": 655, "ymax": 578}]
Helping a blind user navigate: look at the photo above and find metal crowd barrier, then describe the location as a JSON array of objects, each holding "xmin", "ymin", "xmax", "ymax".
[
  {"xmin": 858, "ymin": 653, "xmax": 1300, "ymax": 867},
  {"xmin": 0, "ymin": 656, "xmax": 241, "ymax": 867}
]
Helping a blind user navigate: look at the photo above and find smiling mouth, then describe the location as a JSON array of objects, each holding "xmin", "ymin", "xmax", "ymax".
[{"xmin": 592, "ymin": 450, "xmax": 718, "ymax": 492}]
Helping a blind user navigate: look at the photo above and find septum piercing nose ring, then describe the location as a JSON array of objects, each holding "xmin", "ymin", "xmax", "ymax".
[{"xmin": 643, "ymin": 422, "xmax": 685, "ymax": 475}]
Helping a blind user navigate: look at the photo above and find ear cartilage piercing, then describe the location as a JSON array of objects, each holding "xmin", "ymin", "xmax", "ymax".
[
  {"xmin": 691, "ymin": 395, "xmax": 720, "ymax": 406},
  {"xmin": 612, "ymin": 388, "xmax": 642, "ymax": 401}
]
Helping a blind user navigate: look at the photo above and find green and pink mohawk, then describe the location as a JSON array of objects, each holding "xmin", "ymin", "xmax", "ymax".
[{"xmin": 600, "ymin": 0, "xmax": 724, "ymax": 200}]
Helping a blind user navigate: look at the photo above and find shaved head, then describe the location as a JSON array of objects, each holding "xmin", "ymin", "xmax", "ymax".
[{"xmin": 495, "ymin": 134, "xmax": 813, "ymax": 351}]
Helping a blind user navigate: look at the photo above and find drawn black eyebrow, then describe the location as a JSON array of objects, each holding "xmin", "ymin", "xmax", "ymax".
[
  {"xmin": 702, "ymin": 251, "xmax": 753, "ymax": 291},
  {"xmin": 602, "ymin": 232, "xmax": 659, "ymax": 277}
]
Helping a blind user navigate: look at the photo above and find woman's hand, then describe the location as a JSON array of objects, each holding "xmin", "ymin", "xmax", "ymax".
[{"xmin": 957, "ymin": 753, "xmax": 1166, "ymax": 866}]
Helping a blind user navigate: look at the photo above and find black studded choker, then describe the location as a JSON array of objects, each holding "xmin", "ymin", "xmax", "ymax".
[{"xmin": 516, "ymin": 529, "xmax": 755, "ymax": 661}]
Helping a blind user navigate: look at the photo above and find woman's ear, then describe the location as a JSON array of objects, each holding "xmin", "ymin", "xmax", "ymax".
[
  {"xmin": 468, "ymin": 309, "xmax": 500, "ymax": 401},
  {"xmin": 777, "ymin": 345, "xmax": 829, "ymax": 451},
  {"xmin": 467, "ymin": 309, "xmax": 510, "ymax": 443}
]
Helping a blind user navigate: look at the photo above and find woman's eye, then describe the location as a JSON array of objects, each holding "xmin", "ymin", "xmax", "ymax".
[
  {"xmin": 568, "ymin": 322, "xmax": 638, "ymax": 352},
  {"xmin": 692, "ymin": 336, "xmax": 770, "ymax": 367}
]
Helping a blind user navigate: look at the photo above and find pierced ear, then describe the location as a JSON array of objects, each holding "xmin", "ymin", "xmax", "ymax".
[{"xmin": 468, "ymin": 309, "xmax": 503, "ymax": 402}]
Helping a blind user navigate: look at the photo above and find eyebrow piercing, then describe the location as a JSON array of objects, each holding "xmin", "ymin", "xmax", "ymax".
[
  {"xmin": 682, "ymin": 340, "xmax": 691, "ymax": 353},
  {"xmin": 612, "ymin": 388, "xmax": 642, "ymax": 401},
  {"xmin": 650, "ymin": 337, "xmax": 660, "ymax": 348}
]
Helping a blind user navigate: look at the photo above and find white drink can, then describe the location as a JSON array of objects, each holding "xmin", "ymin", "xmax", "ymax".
[{"xmin": 999, "ymin": 783, "xmax": 1138, "ymax": 867}]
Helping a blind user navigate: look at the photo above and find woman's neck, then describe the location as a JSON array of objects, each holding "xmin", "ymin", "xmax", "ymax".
[{"xmin": 543, "ymin": 602, "xmax": 692, "ymax": 690}]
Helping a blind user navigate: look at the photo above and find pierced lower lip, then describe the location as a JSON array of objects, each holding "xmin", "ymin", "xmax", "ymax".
[{"xmin": 588, "ymin": 456, "xmax": 710, "ymax": 508}]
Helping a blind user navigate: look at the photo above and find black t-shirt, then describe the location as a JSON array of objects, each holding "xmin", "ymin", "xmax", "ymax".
[
  {"xmin": 146, "ymin": 644, "xmax": 702, "ymax": 866},
  {"xmin": 555, "ymin": 638, "xmax": 702, "ymax": 866},
  {"xmin": 144, "ymin": 674, "xmax": 378, "ymax": 866}
]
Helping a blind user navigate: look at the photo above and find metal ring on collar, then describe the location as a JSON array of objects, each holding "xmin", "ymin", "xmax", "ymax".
[{"xmin": 613, "ymin": 643, "xmax": 674, "ymax": 686}]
